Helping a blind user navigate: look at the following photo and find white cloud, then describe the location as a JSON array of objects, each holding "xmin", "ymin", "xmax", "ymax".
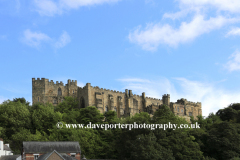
[
  {"xmin": 178, "ymin": 0, "xmax": 240, "ymax": 14},
  {"xmin": 129, "ymin": 15, "xmax": 238, "ymax": 51},
  {"xmin": 54, "ymin": 31, "xmax": 71, "ymax": 48},
  {"xmin": 118, "ymin": 77, "xmax": 239, "ymax": 117},
  {"xmin": 118, "ymin": 77, "xmax": 176, "ymax": 99},
  {"xmin": 224, "ymin": 50, "xmax": 240, "ymax": 72},
  {"xmin": 226, "ymin": 27, "xmax": 240, "ymax": 37},
  {"xmin": 34, "ymin": 0, "xmax": 121, "ymax": 16},
  {"xmin": 22, "ymin": 29, "xmax": 51, "ymax": 48},
  {"xmin": 22, "ymin": 29, "xmax": 71, "ymax": 49},
  {"xmin": 129, "ymin": 0, "xmax": 240, "ymax": 51},
  {"xmin": 34, "ymin": 0, "xmax": 62, "ymax": 16}
]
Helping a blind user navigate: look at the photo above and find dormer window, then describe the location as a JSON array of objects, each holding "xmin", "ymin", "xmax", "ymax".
[
  {"xmin": 33, "ymin": 154, "xmax": 39, "ymax": 160},
  {"xmin": 70, "ymin": 153, "xmax": 76, "ymax": 157}
]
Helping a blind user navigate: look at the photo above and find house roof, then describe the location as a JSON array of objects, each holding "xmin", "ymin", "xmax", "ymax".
[
  {"xmin": 60, "ymin": 153, "xmax": 78, "ymax": 160},
  {"xmin": 0, "ymin": 155, "xmax": 21, "ymax": 160},
  {"xmin": 37, "ymin": 150, "xmax": 77, "ymax": 160},
  {"xmin": 37, "ymin": 150, "xmax": 64, "ymax": 160},
  {"xmin": 3, "ymin": 145, "xmax": 12, "ymax": 151},
  {"xmin": 23, "ymin": 141, "xmax": 81, "ymax": 153}
]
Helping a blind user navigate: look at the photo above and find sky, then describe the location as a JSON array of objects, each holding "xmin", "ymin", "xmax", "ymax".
[{"xmin": 1, "ymin": 0, "xmax": 240, "ymax": 117}]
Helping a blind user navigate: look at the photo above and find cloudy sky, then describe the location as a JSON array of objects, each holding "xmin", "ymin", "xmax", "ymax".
[{"xmin": 1, "ymin": 0, "xmax": 240, "ymax": 117}]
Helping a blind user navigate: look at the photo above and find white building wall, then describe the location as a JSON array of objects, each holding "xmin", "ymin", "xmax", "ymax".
[{"xmin": 0, "ymin": 139, "xmax": 13, "ymax": 157}]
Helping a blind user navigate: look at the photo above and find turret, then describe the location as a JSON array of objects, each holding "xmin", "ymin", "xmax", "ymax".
[
  {"xmin": 129, "ymin": 90, "xmax": 133, "ymax": 97},
  {"xmin": 162, "ymin": 94, "xmax": 170, "ymax": 106},
  {"xmin": 125, "ymin": 89, "xmax": 129, "ymax": 97}
]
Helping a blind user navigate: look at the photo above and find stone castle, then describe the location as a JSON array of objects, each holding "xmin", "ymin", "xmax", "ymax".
[{"xmin": 32, "ymin": 78, "xmax": 202, "ymax": 119}]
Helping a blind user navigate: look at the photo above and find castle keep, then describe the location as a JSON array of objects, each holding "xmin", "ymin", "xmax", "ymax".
[{"xmin": 32, "ymin": 78, "xmax": 202, "ymax": 119}]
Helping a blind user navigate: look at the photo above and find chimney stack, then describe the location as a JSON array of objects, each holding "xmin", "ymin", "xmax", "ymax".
[{"xmin": 0, "ymin": 138, "xmax": 3, "ymax": 152}]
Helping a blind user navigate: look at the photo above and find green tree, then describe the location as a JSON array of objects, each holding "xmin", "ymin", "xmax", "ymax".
[
  {"xmin": 10, "ymin": 128, "xmax": 47, "ymax": 154},
  {"xmin": 104, "ymin": 110, "xmax": 119, "ymax": 124},
  {"xmin": 157, "ymin": 129, "xmax": 204, "ymax": 160},
  {"xmin": 0, "ymin": 100, "xmax": 31, "ymax": 139},
  {"xmin": 12, "ymin": 97, "xmax": 30, "ymax": 106},
  {"xmin": 30, "ymin": 103, "xmax": 62, "ymax": 135},
  {"xmin": 77, "ymin": 106, "xmax": 104, "ymax": 125},
  {"xmin": 129, "ymin": 132, "xmax": 175, "ymax": 160},
  {"xmin": 55, "ymin": 97, "xmax": 79, "ymax": 113},
  {"xmin": 204, "ymin": 122, "xmax": 240, "ymax": 160}
]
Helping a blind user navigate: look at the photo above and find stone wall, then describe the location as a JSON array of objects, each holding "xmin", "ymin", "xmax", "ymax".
[{"xmin": 32, "ymin": 78, "xmax": 202, "ymax": 119}]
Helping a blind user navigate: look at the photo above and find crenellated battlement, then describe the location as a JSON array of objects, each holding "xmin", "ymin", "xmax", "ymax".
[
  {"xmin": 162, "ymin": 94, "xmax": 170, "ymax": 97},
  {"xmin": 33, "ymin": 78, "xmax": 78, "ymax": 87},
  {"xmin": 145, "ymin": 96, "xmax": 161, "ymax": 101},
  {"xmin": 32, "ymin": 78, "xmax": 202, "ymax": 120}
]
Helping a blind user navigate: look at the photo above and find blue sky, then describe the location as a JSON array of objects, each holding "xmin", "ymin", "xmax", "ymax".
[{"xmin": 1, "ymin": 0, "xmax": 240, "ymax": 117}]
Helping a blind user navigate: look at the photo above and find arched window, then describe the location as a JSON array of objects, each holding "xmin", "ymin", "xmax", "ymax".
[
  {"xmin": 105, "ymin": 106, "xmax": 108, "ymax": 112},
  {"xmin": 114, "ymin": 107, "xmax": 117, "ymax": 112},
  {"xmin": 58, "ymin": 88, "xmax": 62, "ymax": 96},
  {"xmin": 80, "ymin": 97, "xmax": 85, "ymax": 108}
]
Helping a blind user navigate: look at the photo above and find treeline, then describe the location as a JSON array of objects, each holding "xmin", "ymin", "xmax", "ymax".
[{"xmin": 0, "ymin": 97, "xmax": 240, "ymax": 160}]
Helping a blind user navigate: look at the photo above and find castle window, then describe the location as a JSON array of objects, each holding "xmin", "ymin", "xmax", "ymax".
[
  {"xmin": 181, "ymin": 109, "xmax": 183, "ymax": 113},
  {"xmin": 105, "ymin": 106, "xmax": 108, "ymax": 112},
  {"xmin": 73, "ymin": 90, "xmax": 74, "ymax": 94},
  {"xmin": 53, "ymin": 99, "xmax": 57, "ymax": 104},
  {"xmin": 114, "ymin": 107, "xmax": 117, "ymax": 112},
  {"xmin": 58, "ymin": 87, "xmax": 62, "ymax": 96},
  {"xmin": 177, "ymin": 107, "xmax": 179, "ymax": 112},
  {"xmin": 38, "ymin": 97, "xmax": 39, "ymax": 102},
  {"xmin": 192, "ymin": 107, "xmax": 193, "ymax": 111},
  {"xmin": 175, "ymin": 106, "xmax": 176, "ymax": 111},
  {"xmin": 189, "ymin": 112, "xmax": 193, "ymax": 116}
]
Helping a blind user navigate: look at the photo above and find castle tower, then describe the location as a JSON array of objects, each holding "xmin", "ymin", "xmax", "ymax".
[
  {"xmin": 32, "ymin": 78, "xmax": 49, "ymax": 105},
  {"xmin": 32, "ymin": 78, "xmax": 78, "ymax": 106},
  {"xmin": 162, "ymin": 94, "xmax": 170, "ymax": 106}
]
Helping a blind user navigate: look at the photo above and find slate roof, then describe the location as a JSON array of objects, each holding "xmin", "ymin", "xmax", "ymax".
[
  {"xmin": 60, "ymin": 153, "xmax": 78, "ymax": 160},
  {"xmin": 22, "ymin": 141, "xmax": 81, "ymax": 153},
  {"xmin": 37, "ymin": 150, "xmax": 64, "ymax": 160},
  {"xmin": 37, "ymin": 150, "xmax": 77, "ymax": 160},
  {"xmin": 0, "ymin": 155, "xmax": 21, "ymax": 160},
  {"xmin": 3, "ymin": 145, "xmax": 12, "ymax": 151}
]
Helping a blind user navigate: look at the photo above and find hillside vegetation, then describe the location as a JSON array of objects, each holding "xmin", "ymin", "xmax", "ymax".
[{"xmin": 0, "ymin": 97, "xmax": 240, "ymax": 160}]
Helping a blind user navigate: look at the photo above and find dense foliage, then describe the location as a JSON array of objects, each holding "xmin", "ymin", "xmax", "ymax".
[{"xmin": 1, "ymin": 97, "xmax": 240, "ymax": 160}]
